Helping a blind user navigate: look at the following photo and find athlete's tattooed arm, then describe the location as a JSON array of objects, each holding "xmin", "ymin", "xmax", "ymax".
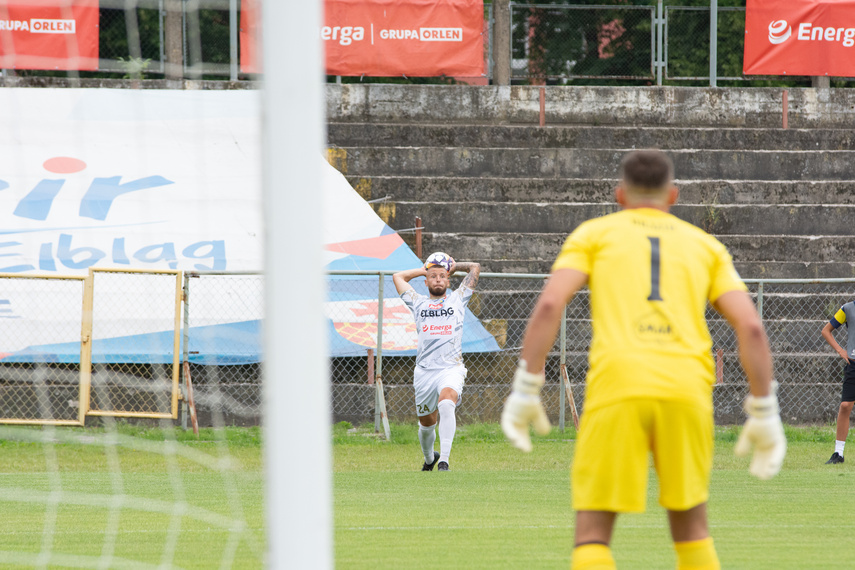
[{"xmin": 452, "ymin": 261, "xmax": 481, "ymax": 290}]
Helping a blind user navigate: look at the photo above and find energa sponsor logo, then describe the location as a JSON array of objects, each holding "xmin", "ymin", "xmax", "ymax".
[
  {"xmin": 768, "ymin": 18, "xmax": 855, "ymax": 47},
  {"xmin": 768, "ymin": 20, "xmax": 791, "ymax": 44}
]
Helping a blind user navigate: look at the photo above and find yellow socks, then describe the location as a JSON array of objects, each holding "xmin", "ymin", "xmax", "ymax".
[
  {"xmin": 570, "ymin": 536, "xmax": 718, "ymax": 569},
  {"xmin": 674, "ymin": 537, "xmax": 720, "ymax": 570},
  {"xmin": 571, "ymin": 543, "xmax": 615, "ymax": 570}
]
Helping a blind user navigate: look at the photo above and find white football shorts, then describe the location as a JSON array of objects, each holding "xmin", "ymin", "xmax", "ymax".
[{"xmin": 413, "ymin": 365, "xmax": 466, "ymax": 417}]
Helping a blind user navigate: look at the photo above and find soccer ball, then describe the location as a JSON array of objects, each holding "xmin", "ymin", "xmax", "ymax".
[{"xmin": 424, "ymin": 251, "xmax": 454, "ymax": 272}]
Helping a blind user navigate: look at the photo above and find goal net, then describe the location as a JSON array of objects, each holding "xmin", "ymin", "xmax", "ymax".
[{"xmin": 0, "ymin": 1, "xmax": 328, "ymax": 567}]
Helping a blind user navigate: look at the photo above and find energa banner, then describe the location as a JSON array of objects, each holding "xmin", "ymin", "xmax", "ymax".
[
  {"xmin": 241, "ymin": 0, "xmax": 485, "ymax": 77},
  {"xmin": 744, "ymin": 0, "xmax": 855, "ymax": 76},
  {"xmin": 0, "ymin": 0, "xmax": 99, "ymax": 70}
]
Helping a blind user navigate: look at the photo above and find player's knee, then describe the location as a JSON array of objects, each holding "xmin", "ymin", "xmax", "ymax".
[
  {"xmin": 438, "ymin": 388, "xmax": 458, "ymax": 402},
  {"xmin": 841, "ymin": 401, "xmax": 855, "ymax": 414}
]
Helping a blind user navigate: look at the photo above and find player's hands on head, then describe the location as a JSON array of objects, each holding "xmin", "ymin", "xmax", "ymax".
[
  {"xmin": 735, "ymin": 384, "xmax": 786, "ymax": 480},
  {"xmin": 501, "ymin": 361, "xmax": 551, "ymax": 452}
]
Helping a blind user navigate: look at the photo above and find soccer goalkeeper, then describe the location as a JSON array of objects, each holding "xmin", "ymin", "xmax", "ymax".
[{"xmin": 502, "ymin": 150, "xmax": 786, "ymax": 570}]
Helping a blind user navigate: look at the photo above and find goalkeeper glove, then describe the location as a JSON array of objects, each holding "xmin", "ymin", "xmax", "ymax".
[
  {"xmin": 734, "ymin": 384, "xmax": 786, "ymax": 480},
  {"xmin": 501, "ymin": 360, "xmax": 551, "ymax": 452}
]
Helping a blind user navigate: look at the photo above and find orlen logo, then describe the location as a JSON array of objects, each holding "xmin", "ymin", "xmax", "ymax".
[
  {"xmin": 379, "ymin": 27, "xmax": 463, "ymax": 41},
  {"xmin": 768, "ymin": 20, "xmax": 792, "ymax": 44},
  {"xmin": 31, "ymin": 19, "xmax": 76, "ymax": 34},
  {"xmin": 420, "ymin": 28, "xmax": 462, "ymax": 42},
  {"xmin": 0, "ymin": 19, "xmax": 76, "ymax": 34}
]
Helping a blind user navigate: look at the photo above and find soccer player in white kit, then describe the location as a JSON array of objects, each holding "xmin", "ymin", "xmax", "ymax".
[{"xmin": 393, "ymin": 253, "xmax": 481, "ymax": 471}]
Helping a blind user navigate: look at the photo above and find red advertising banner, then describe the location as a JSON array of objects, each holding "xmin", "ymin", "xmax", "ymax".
[
  {"xmin": 744, "ymin": 0, "xmax": 855, "ymax": 76},
  {"xmin": 0, "ymin": 0, "xmax": 99, "ymax": 71},
  {"xmin": 239, "ymin": 0, "xmax": 259, "ymax": 74},
  {"xmin": 240, "ymin": 0, "xmax": 485, "ymax": 77},
  {"xmin": 325, "ymin": 0, "xmax": 484, "ymax": 77}
]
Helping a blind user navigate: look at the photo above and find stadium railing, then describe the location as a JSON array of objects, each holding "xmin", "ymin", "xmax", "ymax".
[
  {"xmin": 328, "ymin": 271, "xmax": 855, "ymax": 432},
  {"xmin": 1, "ymin": 269, "xmax": 851, "ymax": 430}
]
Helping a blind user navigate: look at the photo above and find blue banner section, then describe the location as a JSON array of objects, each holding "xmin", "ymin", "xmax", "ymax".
[{"xmin": 2, "ymin": 321, "xmax": 262, "ymax": 365}]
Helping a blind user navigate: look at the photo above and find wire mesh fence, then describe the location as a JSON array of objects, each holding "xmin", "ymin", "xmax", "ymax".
[
  {"xmin": 86, "ymin": 269, "xmax": 182, "ymax": 419},
  {"xmin": 664, "ymin": 5, "xmax": 746, "ymax": 82},
  {"xmin": 6, "ymin": 1, "xmax": 855, "ymax": 85},
  {"xmin": 0, "ymin": 270, "xmax": 851, "ymax": 429},
  {"xmin": 507, "ymin": 1, "xmax": 855, "ymax": 86},
  {"xmin": 510, "ymin": 3, "xmax": 655, "ymax": 82},
  {"xmin": 97, "ymin": 3, "xmax": 166, "ymax": 76},
  {"xmin": 0, "ymin": 275, "xmax": 86, "ymax": 425},
  {"xmin": 330, "ymin": 271, "xmax": 855, "ymax": 429},
  {"xmin": 183, "ymin": 272, "xmax": 264, "ymax": 426},
  {"xmin": 9, "ymin": 0, "xmax": 243, "ymax": 80}
]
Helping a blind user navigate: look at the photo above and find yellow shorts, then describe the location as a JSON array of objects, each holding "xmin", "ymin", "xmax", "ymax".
[{"xmin": 571, "ymin": 398, "xmax": 713, "ymax": 513}]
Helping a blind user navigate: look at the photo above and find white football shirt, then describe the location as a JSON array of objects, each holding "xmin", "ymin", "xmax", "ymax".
[{"xmin": 401, "ymin": 285, "xmax": 473, "ymax": 370}]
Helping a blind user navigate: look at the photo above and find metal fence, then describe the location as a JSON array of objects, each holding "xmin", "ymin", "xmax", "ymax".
[
  {"xmin": 0, "ymin": 275, "xmax": 87, "ymax": 425},
  {"xmin": 10, "ymin": 1, "xmax": 852, "ymax": 85},
  {"xmin": 330, "ymin": 271, "xmax": 855, "ymax": 430},
  {"xmin": 8, "ymin": 0, "xmax": 241, "ymax": 80},
  {"xmin": 182, "ymin": 271, "xmax": 264, "ymax": 427},
  {"xmin": 510, "ymin": 3, "xmax": 656, "ymax": 82},
  {"xmin": 86, "ymin": 269, "xmax": 183, "ymax": 420},
  {"xmin": 508, "ymin": 1, "xmax": 854, "ymax": 86},
  {"xmin": 1, "ymin": 270, "xmax": 851, "ymax": 429}
]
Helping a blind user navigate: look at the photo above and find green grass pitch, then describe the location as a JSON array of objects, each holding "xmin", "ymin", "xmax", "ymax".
[
  {"xmin": 0, "ymin": 423, "xmax": 851, "ymax": 569},
  {"xmin": 0, "ymin": 425, "xmax": 265, "ymax": 569},
  {"xmin": 335, "ymin": 422, "xmax": 854, "ymax": 570}
]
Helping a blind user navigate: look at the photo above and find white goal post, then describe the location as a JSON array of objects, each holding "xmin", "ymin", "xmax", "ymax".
[{"xmin": 262, "ymin": 0, "xmax": 332, "ymax": 569}]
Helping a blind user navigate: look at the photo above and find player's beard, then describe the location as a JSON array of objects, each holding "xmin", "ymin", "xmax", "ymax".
[{"xmin": 428, "ymin": 284, "xmax": 447, "ymax": 297}]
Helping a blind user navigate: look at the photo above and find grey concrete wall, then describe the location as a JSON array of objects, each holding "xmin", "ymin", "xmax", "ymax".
[{"xmin": 328, "ymin": 84, "xmax": 855, "ymax": 128}]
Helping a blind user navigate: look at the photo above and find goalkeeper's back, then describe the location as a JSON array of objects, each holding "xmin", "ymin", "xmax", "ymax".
[{"xmin": 551, "ymin": 206, "xmax": 746, "ymax": 414}]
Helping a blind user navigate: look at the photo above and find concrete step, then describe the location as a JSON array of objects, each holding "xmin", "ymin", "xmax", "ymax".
[
  {"xmin": 418, "ymin": 257, "xmax": 855, "ymax": 279},
  {"xmin": 327, "ymin": 84, "xmax": 855, "ymax": 129},
  {"xmin": 387, "ymin": 202, "xmax": 855, "ymax": 236},
  {"xmin": 329, "ymin": 123, "xmax": 855, "ymax": 151},
  {"xmin": 483, "ymin": 257, "xmax": 851, "ymax": 284},
  {"xmin": 339, "ymin": 146, "xmax": 855, "ymax": 181},
  {"xmin": 349, "ymin": 175, "xmax": 855, "ymax": 206},
  {"xmin": 419, "ymin": 233, "xmax": 855, "ymax": 266}
]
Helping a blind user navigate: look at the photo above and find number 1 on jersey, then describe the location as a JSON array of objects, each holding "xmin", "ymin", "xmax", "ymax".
[{"xmin": 647, "ymin": 236, "xmax": 663, "ymax": 301}]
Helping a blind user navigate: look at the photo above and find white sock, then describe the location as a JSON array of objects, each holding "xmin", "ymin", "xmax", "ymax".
[
  {"xmin": 418, "ymin": 423, "xmax": 436, "ymax": 463},
  {"xmin": 836, "ymin": 440, "xmax": 845, "ymax": 456},
  {"xmin": 437, "ymin": 400, "xmax": 457, "ymax": 463}
]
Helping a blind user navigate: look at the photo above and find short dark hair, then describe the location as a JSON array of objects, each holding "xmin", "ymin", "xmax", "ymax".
[{"xmin": 620, "ymin": 150, "xmax": 674, "ymax": 192}]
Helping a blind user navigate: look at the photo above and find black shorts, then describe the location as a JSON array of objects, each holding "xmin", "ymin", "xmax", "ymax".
[{"xmin": 842, "ymin": 361, "xmax": 855, "ymax": 402}]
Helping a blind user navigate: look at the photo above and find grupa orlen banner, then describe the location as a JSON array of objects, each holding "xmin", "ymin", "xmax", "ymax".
[
  {"xmin": 240, "ymin": 0, "xmax": 485, "ymax": 77},
  {"xmin": 0, "ymin": 0, "xmax": 99, "ymax": 70},
  {"xmin": 744, "ymin": 0, "xmax": 855, "ymax": 76},
  {"xmin": 0, "ymin": 89, "xmax": 264, "ymax": 362}
]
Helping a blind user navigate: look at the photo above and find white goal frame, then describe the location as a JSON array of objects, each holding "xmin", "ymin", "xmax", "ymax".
[{"xmin": 262, "ymin": 0, "xmax": 332, "ymax": 568}]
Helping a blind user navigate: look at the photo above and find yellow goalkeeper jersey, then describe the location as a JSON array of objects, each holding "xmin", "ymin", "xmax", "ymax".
[{"xmin": 552, "ymin": 207, "xmax": 746, "ymax": 413}]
